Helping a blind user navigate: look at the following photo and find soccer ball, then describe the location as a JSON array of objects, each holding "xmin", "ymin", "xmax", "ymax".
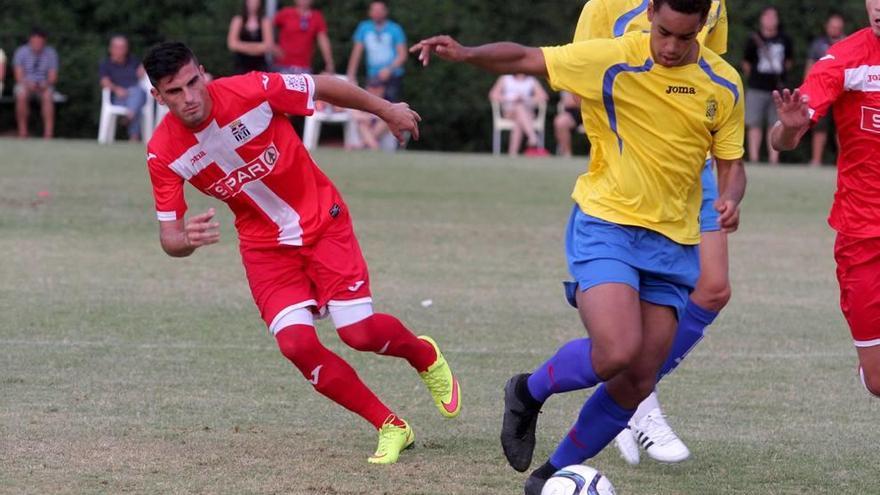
[{"xmin": 541, "ymin": 465, "xmax": 616, "ymax": 495}]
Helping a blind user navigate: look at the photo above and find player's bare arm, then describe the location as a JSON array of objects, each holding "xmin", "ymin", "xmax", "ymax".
[
  {"xmin": 159, "ymin": 208, "xmax": 220, "ymax": 258},
  {"xmin": 410, "ymin": 35, "xmax": 549, "ymax": 78},
  {"xmin": 769, "ymin": 88, "xmax": 812, "ymax": 151},
  {"xmin": 312, "ymin": 75, "xmax": 421, "ymax": 144},
  {"xmin": 714, "ymin": 158, "xmax": 746, "ymax": 233}
]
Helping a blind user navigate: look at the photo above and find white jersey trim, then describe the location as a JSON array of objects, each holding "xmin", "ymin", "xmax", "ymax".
[
  {"xmin": 844, "ymin": 65, "xmax": 880, "ymax": 92},
  {"xmin": 269, "ymin": 301, "xmax": 318, "ymax": 334},
  {"xmin": 156, "ymin": 211, "xmax": 178, "ymax": 222},
  {"xmin": 854, "ymin": 337, "xmax": 880, "ymax": 348}
]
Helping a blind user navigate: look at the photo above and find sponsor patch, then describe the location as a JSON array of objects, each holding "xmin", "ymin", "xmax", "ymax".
[
  {"xmin": 282, "ymin": 74, "xmax": 308, "ymax": 93},
  {"xmin": 861, "ymin": 106, "xmax": 880, "ymax": 134},
  {"xmin": 207, "ymin": 144, "xmax": 279, "ymax": 200}
]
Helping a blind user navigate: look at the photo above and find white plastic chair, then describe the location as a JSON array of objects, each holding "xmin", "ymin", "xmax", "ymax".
[
  {"xmin": 302, "ymin": 75, "xmax": 359, "ymax": 150},
  {"xmin": 491, "ymin": 100, "xmax": 547, "ymax": 155},
  {"xmin": 97, "ymin": 77, "xmax": 155, "ymax": 144}
]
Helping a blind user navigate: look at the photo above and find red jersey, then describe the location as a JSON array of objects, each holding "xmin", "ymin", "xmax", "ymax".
[
  {"xmin": 147, "ymin": 72, "xmax": 344, "ymax": 248},
  {"xmin": 799, "ymin": 28, "xmax": 880, "ymax": 237},
  {"xmin": 274, "ymin": 7, "xmax": 327, "ymax": 69}
]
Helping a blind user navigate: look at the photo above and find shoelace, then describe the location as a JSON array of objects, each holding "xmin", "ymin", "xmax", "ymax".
[
  {"xmin": 641, "ymin": 413, "xmax": 679, "ymax": 446},
  {"xmin": 422, "ymin": 363, "xmax": 451, "ymax": 396},
  {"xmin": 374, "ymin": 422, "xmax": 406, "ymax": 455}
]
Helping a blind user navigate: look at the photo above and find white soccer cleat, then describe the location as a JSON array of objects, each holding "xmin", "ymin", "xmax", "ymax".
[
  {"xmin": 633, "ymin": 408, "xmax": 690, "ymax": 463},
  {"xmin": 613, "ymin": 425, "xmax": 641, "ymax": 465}
]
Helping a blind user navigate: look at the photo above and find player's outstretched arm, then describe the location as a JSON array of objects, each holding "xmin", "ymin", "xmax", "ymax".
[
  {"xmin": 410, "ymin": 35, "xmax": 548, "ymax": 78},
  {"xmin": 714, "ymin": 158, "xmax": 746, "ymax": 234},
  {"xmin": 312, "ymin": 75, "xmax": 421, "ymax": 145},
  {"xmin": 769, "ymin": 88, "xmax": 811, "ymax": 152},
  {"xmin": 158, "ymin": 208, "xmax": 220, "ymax": 258}
]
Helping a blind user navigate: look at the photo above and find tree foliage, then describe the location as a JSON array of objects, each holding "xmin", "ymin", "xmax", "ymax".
[{"xmin": 0, "ymin": 0, "xmax": 870, "ymax": 157}]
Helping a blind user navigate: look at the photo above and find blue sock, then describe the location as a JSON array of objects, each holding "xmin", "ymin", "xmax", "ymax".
[
  {"xmin": 657, "ymin": 299, "xmax": 718, "ymax": 380},
  {"xmin": 527, "ymin": 338, "xmax": 601, "ymax": 403},
  {"xmin": 550, "ymin": 386, "xmax": 635, "ymax": 466}
]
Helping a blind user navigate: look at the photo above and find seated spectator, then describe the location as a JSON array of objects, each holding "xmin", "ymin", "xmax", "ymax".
[
  {"xmin": 273, "ymin": 0, "xmax": 334, "ymax": 74},
  {"xmin": 0, "ymin": 48, "xmax": 6, "ymax": 96},
  {"xmin": 352, "ymin": 81, "xmax": 391, "ymax": 150},
  {"xmin": 490, "ymin": 73, "xmax": 548, "ymax": 156},
  {"xmin": 99, "ymin": 35, "xmax": 147, "ymax": 141},
  {"xmin": 346, "ymin": 1, "xmax": 407, "ymax": 102},
  {"xmin": 14, "ymin": 28, "xmax": 58, "ymax": 139},
  {"xmin": 554, "ymin": 91, "xmax": 582, "ymax": 158},
  {"xmin": 227, "ymin": 0, "xmax": 273, "ymax": 74}
]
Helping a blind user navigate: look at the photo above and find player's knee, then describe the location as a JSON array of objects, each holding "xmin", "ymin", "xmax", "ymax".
[
  {"xmin": 337, "ymin": 319, "xmax": 374, "ymax": 351},
  {"xmin": 694, "ymin": 280, "xmax": 731, "ymax": 312},
  {"xmin": 860, "ymin": 367, "xmax": 880, "ymax": 398},
  {"xmin": 592, "ymin": 341, "xmax": 640, "ymax": 378},
  {"xmin": 275, "ymin": 324, "xmax": 319, "ymax": 365}
]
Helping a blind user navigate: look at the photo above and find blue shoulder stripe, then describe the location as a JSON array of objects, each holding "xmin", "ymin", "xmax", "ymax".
[
  {"xmin": 613, "ymin": 0, "xmax": 650, "ymax": 38},
  {"xmin": 602, "ymin": 58, "xmax": 654, "ymax": 153},
  {"xmin": 698, "ymin": 58, "xmax": 739, "ymax": 104}
]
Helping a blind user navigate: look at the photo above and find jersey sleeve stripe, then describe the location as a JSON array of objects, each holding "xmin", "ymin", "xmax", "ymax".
[
  {"xmin": 602, "ymin": 58, "xmax": 655, "ymax": 152},
  {"xmin": 157, "ymin": 211, "xmax": 178, "ymax": 221},
  {"xmin": 613, "ymin": 0, "xmax": 650, "ymax": 37},
  {"xmin": 303, "ymin": 73, "xmax": 316, "ymax": 111},
  {"xmin": 698, "ymin": 58, "xmax": 740, "ymax": 104}
]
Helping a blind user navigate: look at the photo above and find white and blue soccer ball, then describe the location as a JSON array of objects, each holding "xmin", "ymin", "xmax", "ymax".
[{"xmin": 541, "ymin": 465, "xmax": 616, "ymax": 495}]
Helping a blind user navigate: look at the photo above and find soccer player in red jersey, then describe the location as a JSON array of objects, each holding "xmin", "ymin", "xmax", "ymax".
[
  {"xmin": 771, "ymin": 0, "xmax": 880, "ymax": 398},
  {"xmin": 143, "ymin": 42, "xmax": 461, "ymax": 464}
]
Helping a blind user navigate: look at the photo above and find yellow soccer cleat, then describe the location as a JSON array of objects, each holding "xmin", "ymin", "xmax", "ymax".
[
  {"xmin": 418, "ymin": 335, "xmax": 462, "ymax": 418},
  {"xmin": 368, "ymin": 416, "xmax": 415, "ymax": 465}
]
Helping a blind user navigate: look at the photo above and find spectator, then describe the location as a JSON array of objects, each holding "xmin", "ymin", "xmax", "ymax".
[
  {"xmin": 273, "ymin": 0, "xmax": 334, "ymax": 74},
  {"xmin": 742, "ymin": 7, "xmax": 793, "ymax": 164},
  {"xmin": 13, "ymin": 28, "xmax": 58, "ymax": 139},
  {"xmin": 99, "ymin": 35, "xmax": 147, "ymax": 141},
  {"xmin": 227, "ymin": 0, "xmax": 274, "ymax": 74},
  {"xmin": 805, "ymin": 13, "xmax": 846, "ymax": 166},
  {"xmin": 489, "ymin": 73, "xmax": 548, "ymax": 156},
  {"xmin": 352, "ymin": 81, "xmax": 391, "ymax": 150},
  {"xmin": 346, "ymin": 1, "xmax": 407, "ymax": 102},
  {"xmin": 0, "ymin": 48, "xmax": 6, "ymax": 96},
  {"xmin": 554, "ymin": 91, "xmax": 582, "ymax": 158}
]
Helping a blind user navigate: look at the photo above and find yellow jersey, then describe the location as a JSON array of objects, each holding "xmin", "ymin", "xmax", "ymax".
[
  {"xmin": 541, "ymin": 32, "xmax": 744, "ymax": 244},
  {"xmin": 574, "ymin": 0, "xmax": 728, "ymax": 55}
]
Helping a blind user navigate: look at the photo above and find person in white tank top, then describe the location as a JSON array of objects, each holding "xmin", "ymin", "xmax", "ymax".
[{"xmin": 490, "ymin": 73, "xmax": 548, "ymax": 155}]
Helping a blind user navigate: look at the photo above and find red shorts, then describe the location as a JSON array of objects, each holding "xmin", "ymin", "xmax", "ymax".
[
  {"xmin": 239, "ymin": 208, "xmax": 371, "ymax": 332},
  {"xmin": 834, "ymin": 233, "xmax": 880, "ymax": 347}
]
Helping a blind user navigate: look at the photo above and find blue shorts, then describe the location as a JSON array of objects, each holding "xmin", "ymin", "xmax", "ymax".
[
  {"xmin": 700, "ymin": 159, "xmax": 720, "ymax": 233},
  {"xmin": 564, "ymin": 207, "xmax": 700, "ymax": 320}
]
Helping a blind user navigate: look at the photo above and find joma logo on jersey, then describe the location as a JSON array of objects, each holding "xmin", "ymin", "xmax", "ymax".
[
  {"xmin": 862, "ymin": 106, "xmax": 880, "ymax": 134},
  {"xmin": 230, "ymin": 119, "xmax": 251, "ymax": 142},
  {"xmin": 208, "ymin": 145, "xmax": 279, "ymax": 200},
  {"xmin": 869, "ymin": 74, "xmax": 880, "ymax": 83},
  {"xmin": 190, "ymin": 150, "xmax": 207, "ymax": 166},
  {"xmin": 667, "ymin": 85, "xmax": 697, "ymax": 95}
]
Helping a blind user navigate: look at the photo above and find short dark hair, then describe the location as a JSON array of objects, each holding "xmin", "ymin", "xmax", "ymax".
[
  {"xmin": 29, "ymin": 27, "xmax": 47, "ymax": 39},
  {"xmin": 653, "ymin": 0, "xmax": 712, "ymax": 20},
  {"xmin": 144, "ymin": 42, "xmax": 198, "ymax": 87}
]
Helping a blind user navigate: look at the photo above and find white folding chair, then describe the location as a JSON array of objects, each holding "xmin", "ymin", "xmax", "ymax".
[
  {"xmin": 302, "ymin": 75, "xmax": 359, "ymax": 150},
  {"xmin": 97, "ymin": 77, "xmax": 156, "ymax": 144},
  {"xmin": 491, "ymin": 100, "xmax": 547, "ymax": 155}
]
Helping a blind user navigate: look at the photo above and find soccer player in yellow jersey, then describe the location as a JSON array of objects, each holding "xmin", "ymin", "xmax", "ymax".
[
  {"xmin": 575, "ymin": 0, "xmax": 730, "ymax": 466},
  {"xmin": 412, "ymin": 0, "xmax": 745, "ymax": 492}
]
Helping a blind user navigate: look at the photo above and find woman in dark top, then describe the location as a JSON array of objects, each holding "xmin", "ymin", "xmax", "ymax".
[{"xmin": 226, "ymin": 0, "xmax": 274, "ymax": 74}]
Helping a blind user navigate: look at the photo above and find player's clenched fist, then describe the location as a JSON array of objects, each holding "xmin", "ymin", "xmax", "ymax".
[
  {"xmin": 379, "ymin": 102, "xmax": 422, "ymax": 144},
  {"xmin": 714, "ymin": 199, "xmax": 740, "ymax": 234},
  {"xmin": 184, "ymin": 208, "xmax": 221, "ymax": 248}
]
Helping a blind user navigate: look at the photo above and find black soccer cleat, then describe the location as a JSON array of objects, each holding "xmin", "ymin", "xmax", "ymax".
[
  {"xmin": 501, "ymin": 373, "xmax": 542, "ymax": 472},
  {"xmin": 523, "ymin": 461, "xmax": 558, "ymax": 495}
]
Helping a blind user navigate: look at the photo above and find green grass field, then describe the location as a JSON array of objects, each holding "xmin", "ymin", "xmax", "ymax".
[{"xmin": 1, "ymin": 139, "xmax": 877, "ymax": 495}]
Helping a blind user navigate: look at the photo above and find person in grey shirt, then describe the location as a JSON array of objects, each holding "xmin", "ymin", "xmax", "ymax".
[
  {"xmin": 13, "ymin": 28, "xmax": 59, "ymax": 138},
  {"xmin": 805, "ymin": 13, "xmax": 846, "ymax": 166}
]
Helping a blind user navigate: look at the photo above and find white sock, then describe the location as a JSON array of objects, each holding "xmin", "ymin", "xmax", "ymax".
[{"xmin": 632, "ymin": 390, "xmax": 661, "ymax": 424}]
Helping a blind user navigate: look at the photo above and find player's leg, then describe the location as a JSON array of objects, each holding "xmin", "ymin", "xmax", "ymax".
[
  {"xmin": 512, "ymin": 104, "xmax": 540, "ymax": 147},
  {"xmin": 858, "ymin": 346, "xmax": 880, "ymax": 397},
  {"xmin": 525, "ymin": 300, "xmax": 677, "ymax": 495},
  {"xmin": 811, "ymin": 130, "xmax": 828, "ymax": 166},
  {"xmin": 314, "ymin": 206, "xmax": 461, "ymax": 419}
]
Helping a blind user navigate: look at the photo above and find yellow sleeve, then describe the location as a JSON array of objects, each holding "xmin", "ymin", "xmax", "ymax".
[
  {"xmin": 574, "ymin": 0, "xmax": 612, "ymax": 42},
  {"xmin": 541, "ymin": 40, "xmax": 619, "ymax": 97},
  {"xmin": 711, "ymin": 74, "xmax": 745, "ymax": 160},
  {"xmin": 703, "ymin": 0, "xmax": 728, "ymax": 55}
]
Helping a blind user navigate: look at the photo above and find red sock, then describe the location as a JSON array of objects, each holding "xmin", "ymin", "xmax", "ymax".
[
  {"xmin": 337, "ymin": 313, "xmax": 438, "ymax": 372},
  {"xmin": 275, "ymin": 324, "xmax": 393, "ymax": 429}
]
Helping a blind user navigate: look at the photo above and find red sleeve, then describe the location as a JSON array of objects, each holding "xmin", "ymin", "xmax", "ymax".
[
  {"xmin": 799, "ymin": 54, "xmax": 845, "ymax": 123},
  {"xmin": 274, "ymin": 9, "xmax": 287, "ymax": 27},
  {"xmin": 258, "ymin": 71, "xmax": 316, "ymax": 117},
  {"xmin": 147, "ymin": 148, "xmax": 187, "ymax": 221},
  {"xmin": 314, "ymin": 11, "xmax": 327, "ymax": 33}
]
